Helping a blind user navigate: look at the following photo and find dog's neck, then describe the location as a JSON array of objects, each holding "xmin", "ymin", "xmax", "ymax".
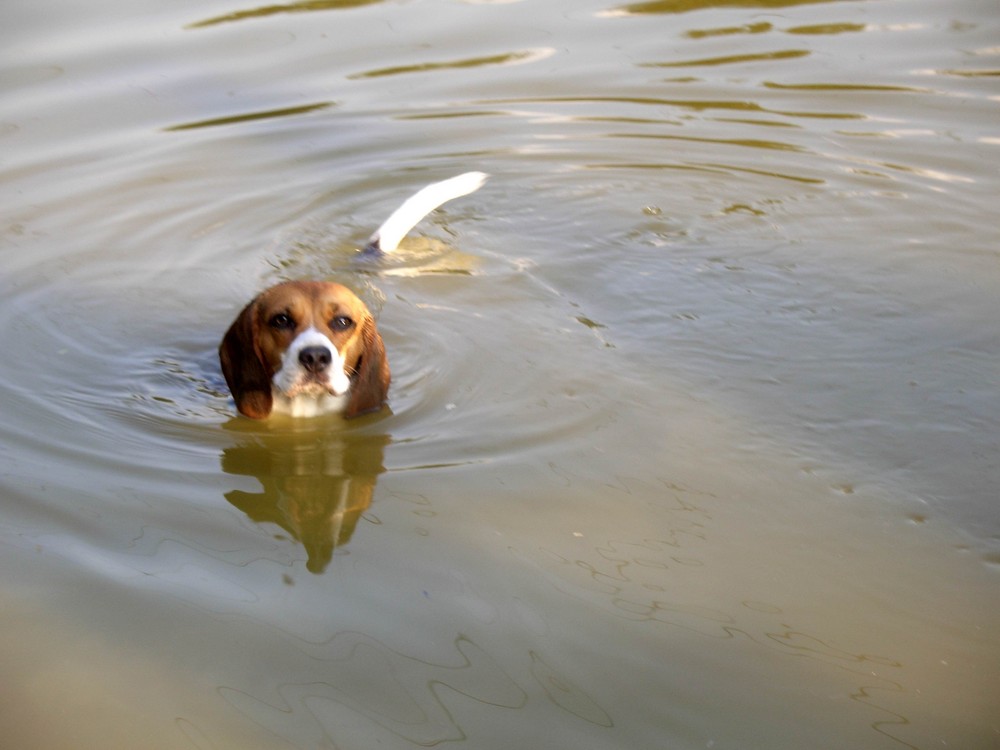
[{"xmin": 269, "ymin": 390, "xmax": 350, "ymax": 418}]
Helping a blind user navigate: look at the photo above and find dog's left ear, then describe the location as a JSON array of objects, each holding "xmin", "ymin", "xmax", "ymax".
[
  {"xmin": 345, "ymin": 317, "xmax": 390, "ymax": 418},
  {"xmin": 219, "ymin": 300, "xmax": 274, "ymax": 419}
]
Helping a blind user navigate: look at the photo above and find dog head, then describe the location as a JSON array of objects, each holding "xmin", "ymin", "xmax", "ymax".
[{"xmin": 220, "ymin": 281, "xmax": 390, "ymax": 419}]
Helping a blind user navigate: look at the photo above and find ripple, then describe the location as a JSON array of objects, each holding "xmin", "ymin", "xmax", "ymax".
[
  {"xmin": 218, "ymin": 633, "xmax": 529, "ymax": 745},
  {"xmin": 164, "ymin": 102, "xmax": 335, "ymax": 132},
  {"xmin": 480, "ymin": 94, "xmax": 864, "ymax": 120},
  {"xmin": 347, "ymin": 48, "xmax": 556, "ymax": 80},
  {"xmin": 602, "ymin": 0, "xmax": 845, "ymax": 17},
  {"xmin": 684, "ymin": 21, "xmax": 773, "ymax": 38},
  {"xmin": 585, "ymin": 160, "xmax": 825, "ymax": 184},
  {"xmin": 931, "ymin": 68, "xmax": 1000, "ymax": 79},
  {"xmin": 187, "ymin": 0, "xmax": 385, "ymax": 29},
  {"xmin": 641, "ymin": 49, "xmax": 811, "ymax": 68},
  {"xmin": 606, "ymin": 131, "xmax": 809, "ymax": 152},
  {"xmin": 763, "ymin": 81, "xmax": 928, "ymax": 93},
  {"xmin": 786, "ymin": 22, "xmax": 867, "ymax": 35}
]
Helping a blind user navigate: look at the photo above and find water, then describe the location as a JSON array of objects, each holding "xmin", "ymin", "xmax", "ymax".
[{"xmin": 2, "ymin": 0, "xmax": 998, "ymax": 748}]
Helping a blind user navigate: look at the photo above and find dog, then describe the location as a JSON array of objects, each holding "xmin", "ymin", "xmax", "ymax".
[{"xmin": 220, "ymin": 172, "xmax": 487, "ymax": 419}]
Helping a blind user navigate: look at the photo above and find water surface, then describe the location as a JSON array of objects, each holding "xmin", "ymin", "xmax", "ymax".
[{"xmin": 1, "ymin": 0, "xmax": 998, "ymax": 748}]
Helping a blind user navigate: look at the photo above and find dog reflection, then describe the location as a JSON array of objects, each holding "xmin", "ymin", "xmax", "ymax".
[{"xmin": 222, "ymin": 429, "xmax": 389, "ymax": 573}]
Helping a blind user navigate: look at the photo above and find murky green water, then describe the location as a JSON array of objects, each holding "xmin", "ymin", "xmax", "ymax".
[{"xmin": 2, "ymin": 0, "xmax": 998, "ymax": 748}]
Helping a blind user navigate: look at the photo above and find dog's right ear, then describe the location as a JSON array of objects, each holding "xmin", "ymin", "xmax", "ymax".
[{"xmin": 219, "ymin": 299, "xmax": 273, "ymax": 419}]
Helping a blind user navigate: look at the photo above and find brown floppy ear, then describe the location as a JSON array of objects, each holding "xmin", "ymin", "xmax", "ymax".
[
  {"xmin": 344, "ymin": 317, "xmax": 390, "ymax": 419},
  {"xmin": 219, "ymin": 300, "xmax": 273, "ymax": 419}
]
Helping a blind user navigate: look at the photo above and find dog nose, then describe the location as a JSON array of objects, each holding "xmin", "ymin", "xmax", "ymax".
[{"xmin": 299, "ymin": 346, "xmax": 332, "ymax": 374}]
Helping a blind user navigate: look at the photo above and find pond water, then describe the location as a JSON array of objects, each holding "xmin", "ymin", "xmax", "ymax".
[{"xmin": 2, "ymin": 0, "xmax": 998, "ymax": 748}]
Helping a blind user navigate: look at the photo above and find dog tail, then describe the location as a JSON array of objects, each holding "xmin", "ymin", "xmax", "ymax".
[{"xmin": 363, "ymin": 171, "xmax": 488, "ymax": 255}]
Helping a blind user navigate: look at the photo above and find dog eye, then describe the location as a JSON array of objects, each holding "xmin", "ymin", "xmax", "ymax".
[
  {"xmin": 269, "ymin": 313, "xmax": 294, "ymax": 330},
  {"xmin": 330, "ymin": 315, "xmax": 354, "ymax": 331}
]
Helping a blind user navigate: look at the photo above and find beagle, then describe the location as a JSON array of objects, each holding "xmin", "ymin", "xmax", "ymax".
[{"xmin": 220, "ymin": 172, "xmax": 487, "ymax": 419}]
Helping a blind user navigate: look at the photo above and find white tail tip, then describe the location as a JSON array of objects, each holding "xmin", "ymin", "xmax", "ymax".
[{"xmin": 365, "ymin": 171, "xmax": 488, "ymax": 254}]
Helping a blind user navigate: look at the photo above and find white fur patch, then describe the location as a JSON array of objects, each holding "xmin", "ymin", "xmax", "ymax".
[
  {"xmin": 270, "ymin": 391, "xmax": 349, "ymax": 418},
  {"xmin": 270, "ymin": 327, "xmax": 351, "ymax": 414}
]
